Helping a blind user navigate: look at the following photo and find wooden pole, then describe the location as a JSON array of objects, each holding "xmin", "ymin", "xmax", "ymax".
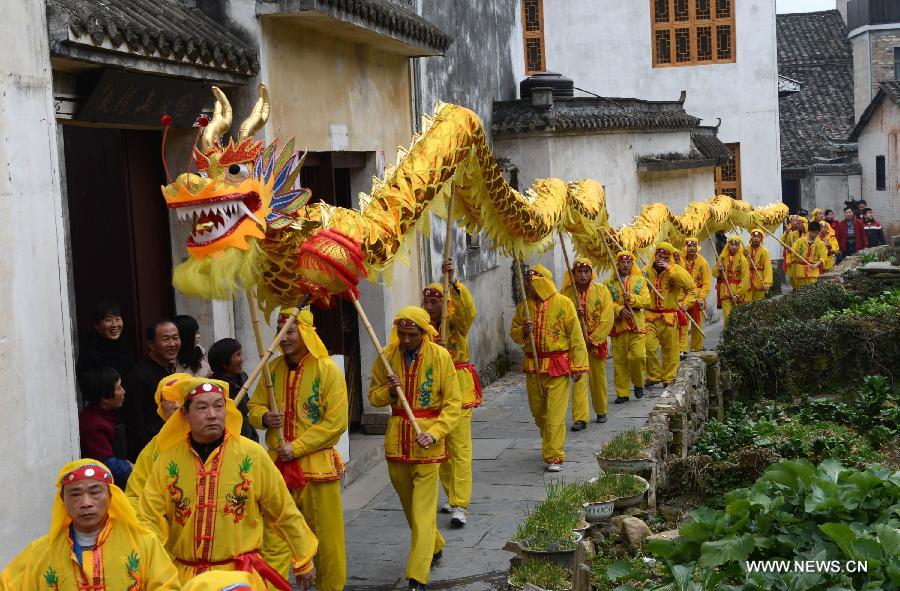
[
  {"xmin": 514, "ymin": 258, "xmax": 543, "ymax": 396},
  {"xmin": 245, "ymin": 288, "xmax": 284, "ymax": 445},
  {"xmin": 440, "ymin": 194, "xmax": 455, "ymax": 345},
  {"xmin": 708, "ymin": 236, "xmax": 738, "ymax": 303},
  {"xmin": 233, "ymin": 293, "xmax": 312, "ymax": 407},
  {"xmin": 758, "ymin": 223, "xmax": 813, "ymax": 266},
  {"xmin": 557, "ymin": 230, "xmax": 589, "ymax": 339},
  {"xmin": 350, "ymin": 297, "xmax": 423, "ymax": 436},
  {"xmin": 598, "ymin": 231, "xmax": 636, "ymax": 320}
]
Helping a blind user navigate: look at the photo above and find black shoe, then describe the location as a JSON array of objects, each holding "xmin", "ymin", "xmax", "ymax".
[
  {"xmin": 644, "ymin": 381, "xmax": 659, "ymax": 388},
  {"xmin": 679, "ymin": 352, "xmax": 687, "ymax": 360},
  {"xmin": 596, "ymin": 414, "xmax": 607, "ymax": 423},
  {"xmin": 614, "ymin": 397, "xmax": 629, "ymax": 404},
  {"xmin": 409, "ymin": 580, "xmax": 427, "ymax": 591},
  {"xmin": 570, "ymin": 420, "xmax": 587, "ymax": 432},
  {"xmin": 634, "ymin": 388, "xmax": 644, "ymax": 399},
  {"xmin": 431, "ymin": 549, "xmax": 442, "ymax": 567}
]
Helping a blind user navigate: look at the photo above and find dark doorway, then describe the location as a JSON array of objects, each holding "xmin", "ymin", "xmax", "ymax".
[
  {"xmin": 782, "ymin": 178, "xmax": 801, "ymax": 214},
  {"xmin": 300, "ymin": 152, "xmax": 369, "ymax": 427},
  {"xmin": 64, "ymin": 126, "xmax": 175, "ymax": 365}
]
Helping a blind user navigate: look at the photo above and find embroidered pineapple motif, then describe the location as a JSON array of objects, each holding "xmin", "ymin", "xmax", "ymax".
[
  {"xmin": 224, "ymin": 456, "xmax": 253, "ymax": 523},
  {"xmin": 303, "ymin": 377, "xmax": 322, "ymax": 424},
  {"xmin": 418, "ymin": 366, "xmax": 434, "ymax": 408},
  {"xmin": 126, "ymin": 551, "xmax": 143, "ymax": 591},
  {"xmin": 547, "ymin": 309, "xmax": 566, "ymax": 343},
  {"xmin": 166, "ymin": 461, "xmax": 192, "ymax": 526},
  {"xmin": 43, "ymin": 567, "xmax": 60, "ymax": 591}
]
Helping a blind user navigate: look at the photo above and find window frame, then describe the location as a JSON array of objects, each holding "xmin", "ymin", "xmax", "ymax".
[
  {"xmin": 875, "ymin": 155, "xmax": 886, "ymax": 191},
  {"xmin": 651, "ymin": 0, "xmax": 736, "ymax": 68},
  {"xmin": 522, "ymin": 0, "xmax": 547, "ymax": 75},
  {"xmin": 715, "ymin": 142, "xmax": 742, "ymax": 200}
]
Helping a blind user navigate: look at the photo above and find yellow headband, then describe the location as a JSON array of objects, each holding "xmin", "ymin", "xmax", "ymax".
[
  {"xmin": 388, "ymin": 306, "xmax": 438, "ymax": 349},
  {"xmin": 279, "ymin": 308, "xmax": 329, "ymax": 358},
  {"xmin": 154, "ymin": 373, "xmax": 197, "ymax": 420},
  {"xmin": 526, "ymin": 264, "xmax": 556, "ymax": 300},
  {"xmin": 654, "ymin": 241, "xmax": 676, "ymax": 256},
  {"xmin": 155, "ymin": 377, "xmax": 243, "ymax": 452},
  {"xmin": 562, "ymin": 258, "xmax": 595, "ymax": 290}
]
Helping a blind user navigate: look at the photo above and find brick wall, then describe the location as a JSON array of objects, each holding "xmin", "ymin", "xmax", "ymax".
[{"xmin": 871, "ymin": 29, "xmax": 900, "ymax": 97}]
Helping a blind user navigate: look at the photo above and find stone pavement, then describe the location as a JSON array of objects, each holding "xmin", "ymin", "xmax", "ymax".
[{"xmin": 340, "ymin": 320, "xmax": 723, "ymax": 591}]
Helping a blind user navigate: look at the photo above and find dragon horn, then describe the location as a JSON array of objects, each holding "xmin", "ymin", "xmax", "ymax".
[
  {"xmin": 201, "ymin": 86, "xmax": 233, "ymax": 152},
  {"xmin": 238, "ymin": 83, "xmax": 270, "ymax": 141}
]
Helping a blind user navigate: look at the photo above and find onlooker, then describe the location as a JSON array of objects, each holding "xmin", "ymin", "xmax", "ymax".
[
  {"xmin": 123, "ymin": 319, "xmax": 180, "ymax": 461},
  {"xmin": 76, "ymin": 300, "xmax": 134, "ymax": 393},
  {"xmin": 173, "ymin": 315, "xmax": 211, "ymax": 377},
  {"xmin": 835, "ymin": 206, "xmax": 868, "ymax": 258},
  {"xmin": 208, "ymin": 337, "xmax": 259, "ymax": 442},
  {"xmin": 79, "ymin": 367, "xmax": 132, "ymax": 486},
  {"xmin": 856, "ymin": 199, "xmax": 867, "ymax": 218},
  {"xmin": 824, "ymin": 209, "xmax": 839, "ymax": 233},
  {"xmin": 861, "ymin": 208, "xmax": 887, "ymax": 247}
]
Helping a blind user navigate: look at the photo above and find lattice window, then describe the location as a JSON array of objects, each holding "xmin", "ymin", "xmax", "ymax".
[
  {"xmin": 715, "ymin": 143, "xmax": 741, "ymax": 200},
  {"xmin": 523, "ymin": 0, "xmax": 546, "ymax": 75},
  {"xmin": 652, "ymin": 0, "xmax": 736, "ymax": 67}
]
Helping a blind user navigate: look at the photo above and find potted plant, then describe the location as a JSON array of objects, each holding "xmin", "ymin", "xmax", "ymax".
[
  {"xmin": 596, "ymin": 428, "xmax": 655, "ymax": 474},
  {"xmin": 513, "ymin": 481, "xmax": 583, "ymax": 567},
  {"xmin": 508, "ymin": 558, "xmax": 572, "ymax": 591}
]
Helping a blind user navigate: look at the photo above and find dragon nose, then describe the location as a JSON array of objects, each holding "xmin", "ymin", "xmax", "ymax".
[{"xmin": 175, "ymin": 172, "xmax": 212, "ymax": 194}]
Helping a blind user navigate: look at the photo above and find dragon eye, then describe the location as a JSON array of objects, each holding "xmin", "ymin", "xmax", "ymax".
[{"xmin": 225, "ymin": 163, "xmax": 251, "ymax": 183}]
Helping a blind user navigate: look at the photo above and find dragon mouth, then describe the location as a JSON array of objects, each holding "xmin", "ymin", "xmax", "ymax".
[{"xmin": 172, "ymin": 192, "xmax": 263, "ymax": 247}]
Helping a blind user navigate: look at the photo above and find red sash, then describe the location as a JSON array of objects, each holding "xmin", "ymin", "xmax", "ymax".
[
  {"xmin": 455, "ymin": 362, "xmax": 484, "ymax": 407},
  {"xmin": 177, "ymin": 551, "xmax": 291, "ymax": 591},
  {"xmin": 275, "ymin": 458, "xmax": 307, "ymax": 490},
  {"xmin": 676, "ymin": 308, "xmax": 690, "ymax": 327},
  {"xmin": 524, "ymin": 351, "xmax": 571, "ymax": 377},
  {"xmin": 392, "ymin": 407, "xmax": 441, "ymax": 419}
]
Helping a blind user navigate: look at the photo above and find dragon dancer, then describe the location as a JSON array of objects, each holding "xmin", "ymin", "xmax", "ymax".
[
  {"xmin": 746, "ymin": 229, "xmax": 773, "ymax": 301},
  {"xmin": 606, "ymin": 252, "xmax": 651, "ymax": 403},
  {"xmin": 137, "ymin": 377, "xmax": 318, "ymax": 590},
  {"xmin": 643, "ymin": 244, "xmax": 696, "ymax": 387},
  {"xmin": 1, "ymin": 459, "xmax": 179, "ymax": 591},
  {"xmin": 671, "ymin": 250, "xmax": 692, "ymax": 356},
  {"xmin": 422, "ymin": 260, "xmax": 481, "ymax": 529},
  {"xmin": 560, "ymin": 258, "xmax": 614, "ymax": 427},
  {"xmin": 788, "ymin": 221, "xmax": 829, "ymax": 288},
  {"xmin": 712, "ymin": 236, "xmax": 750, "ymax": 323},
  {"xmin": 248, "ymin": 309, "xmax": 347, "ymax": 591},
  {"xmin": 510, "ymin": 265, "xmax": 588, "ymax": 472},
  {"xmin": 368, "ymin": 307, "xmax": 462, "ymax": 591},
  {"xmin": 680, "ymin": 238, "xmax": 711, "ymax": 351}
]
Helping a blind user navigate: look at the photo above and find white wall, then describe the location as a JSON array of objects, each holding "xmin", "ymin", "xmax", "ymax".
[
  {"xmin": 857, "ymin": 102, "xmax": 900, "ymax": 236},
  {"xmin": 537, "ymin": 0, "xmax": 782, "ymax": 208},
  {"xmin": 0, "ymin": 0, "xmax": 80, "ymax": 567}
]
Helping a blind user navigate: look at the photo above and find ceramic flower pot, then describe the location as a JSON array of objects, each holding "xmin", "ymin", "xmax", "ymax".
[
  {"xmin": 613, "ymin": 475, "xmax": 650, "ymax": 510},
  {"xmin": 582, "ymin": 500, "xmax": 615, "ymax": 522}
]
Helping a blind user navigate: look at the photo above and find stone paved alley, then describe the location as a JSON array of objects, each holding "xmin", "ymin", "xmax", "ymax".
[{"xmin": 338, "ymin": 321, "xmax": 723, "ymax": 591}]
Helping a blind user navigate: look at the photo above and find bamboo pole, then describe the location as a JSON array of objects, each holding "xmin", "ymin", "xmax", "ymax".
[
  {"xmin": 557, "ymin": 230, "xmax": 589, "ymax": 339},
  {"xmin": 758, "ymin": 223, "xmax": 813, "ymax": 266},
  {"xmin": 598, "ymin": 231, "xmax": 636, "ymax": 320},
  {"xmin": 234, "ymin": 293, "xmax": 312, "ymax": 406},
  {"xmin": 514, "ymin": 258, "xmax": 543, "ymax": 396},
  {"xmin": 245, "ymin": 288, "xmax": 284, "ymax": 445},
  {"xmin": 350, "ymin": 296, "xmax": 423, "ymax": 437},
  {"xmin": 708, "ymin": 236, "xmax": 738, "ymax": 304},
  {"xmin": 440, "ymin": 194, "xmax": 455, "ymax": 345}
]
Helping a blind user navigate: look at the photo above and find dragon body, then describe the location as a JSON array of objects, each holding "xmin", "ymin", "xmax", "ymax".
[{"xmin": 162, "ymin": 85, "xmax": 787, "ymax": 310}]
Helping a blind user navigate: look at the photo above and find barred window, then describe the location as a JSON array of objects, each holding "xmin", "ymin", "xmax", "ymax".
[
  {"xmin": 715, "ymin": 143, "xmax": 742, "ymax": 200},
  {"xmin": 523, "ymin": 0, "xmax": 546, "ymax": 75},
  {"xmin": 652, "ymin": 0, "xmax": 735, "ymax": 67}
]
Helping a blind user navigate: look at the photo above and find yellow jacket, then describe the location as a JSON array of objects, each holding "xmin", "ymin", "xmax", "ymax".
[
  {"xmin": 642, "ymin": 263, "xmax": 697, "ymax": 326},
  {"xmin": 821, "ymin": 233, "xmax": 839, "ymax": 271},
  {"xmin": 713, "ymin": 251, "xmax": 750, "ymax": 302},
  {"xmin": 248, "ymin": 354, "xmax": 348, "ymax": 482},
  {"xmin": 681, "ymin": 254, "xmax": 711, "ymax": 303},
  {"xmin": 126, "ymin": 435, "xmax": 161, "ymax": 509},
  {"xmin": 1, "ymin": 516, "xmax": 179, "ymax": 591},
  {"xmin": 368, "ymin": 340, "xmax": 462, "ymax": 464},
  {"xmin": 432, "ymin": 281, "xmax": 481, "ymax": 408},
  {"xmin": 510, "ymin": 292, "xmax": 589, "ymax": 375},
  {"xmin": 747, "ymin": 245, "xmax": 774, "ymax": 291},
  {"xmin": 788, "ymin": 237, "xmax": 829, "ymax": 281},
  {"xmin": 605, "ymin": 271, "xmax": 651, "ymax": 335},
  {"xmin": 561, "ymin": 282, "xmax": 614, "ymax": 358},
  {"xmin": 137, "ymin": 432, "xmax": 318, "ymax": 575}
]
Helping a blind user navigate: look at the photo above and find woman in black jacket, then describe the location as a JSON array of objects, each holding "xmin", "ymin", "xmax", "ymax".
[{"xmin": 76, "ymin": 300, "xmax": 135, "ymax": 394}]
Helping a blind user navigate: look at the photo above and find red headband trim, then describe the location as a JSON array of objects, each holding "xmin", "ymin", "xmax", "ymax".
[
  {"xmin": 526, "ymin": 269, "xmax": 541, "ymax": 277},
  {"xmin": 572, "ymin": 262, "xmax": 592, "ymax": 270},
  {"xmin": 187, "ymin": 382, "xmax": 225, "ymax": 399},
  {"xmin": 62, "ymin": 464, "xmax": 113, "ymax": 487},
  {"xmin": 685, "ymin": 239, "xmax": 698, "ymax": 245},
  {"xmin": 422, "ymin": 288, "xmax": 442, "ymax": 299},
  {"xmin": 395, "ymin": 318, "xmax": 419, "ymax": 329},
  {"xmin": 617, "ymin": 255, "xmax": 633, "ymax": 261}
]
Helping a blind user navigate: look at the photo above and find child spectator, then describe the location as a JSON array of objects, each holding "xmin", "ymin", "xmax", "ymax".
[{"xmin": 78, "ymin": 367, "xmax": 132, "ymax": 485}]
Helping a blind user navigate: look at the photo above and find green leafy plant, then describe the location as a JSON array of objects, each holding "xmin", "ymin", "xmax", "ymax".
[
  {"xmin": 599, "ymin": 428, "xmax": 655, "ymax": 460},
  {"xmin": 821, "ymin": 288, "xmax": 900, "ymax": 320},
  {"xmin": 509, "ymin": 558, "xmax": 572, "ymax": 590},
  {"xmin": 514, "ymin": 480, "xmax": 582, "ymax": 552},
  {"xmin": 580, "ymin": 474, "xmax": 647, "ymax": 503},
  {"xmin": 590, "ymin": 555, "xmax": 658, "ymax": 591},
  {"xmin": 645, "ymin": 460, "xmax": 900, "ymax": 590}
]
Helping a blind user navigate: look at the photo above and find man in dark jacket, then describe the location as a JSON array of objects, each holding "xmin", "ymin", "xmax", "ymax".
[
  {"xmin": 122, "ymin": 319, "xmax": 180, "ymax": 461},
  {"xmin": 835, "ymin": 206, "xmax": 868, "ymax": 257},
  {"xmin": 861, "ymin": 208, "xmax": 887, "ymax": 247}
]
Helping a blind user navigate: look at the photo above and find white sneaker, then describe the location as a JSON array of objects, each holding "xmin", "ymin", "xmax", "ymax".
[
  {"xmin": 450, "ymin": 506, "xmax": 467, "ymax": 528},
  {"xmin": 545, "ymin": 463, "xmax": 563, "ymax": 473},
  {"xmin": 439, "ymin": 502, "xmax": 452, "ymax": 514}
]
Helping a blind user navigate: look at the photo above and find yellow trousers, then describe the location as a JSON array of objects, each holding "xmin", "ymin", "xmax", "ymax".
[
  {"xmin": 688, "ymin": 310, "xmax": 705, "ymax": 351},
  {"xmin": 259, "ymin": 481, "xmax": 346, "ymax": 591},
  {"xmin": 388, "ymin": 461, "xmax": 445, "ymax": 584},
  {"xmin": 721, "ymin": 299, "xmax": 737, "ymax": 323},
  {"xmin": 749, "ymin": 289, "xmax": 766, "ymax": 301},
  {"xmin": 611, "ymin": 333, "xmax": 645, "ymax": 398},
  {"xmin": 571, "ymin": 355, "xmax": 608, "ymax": 421},
  {"xmin": 526, "ymin": 374, "xmax": 569, "ymax": 463},
  {"xmin": 440, "ymin": 407, "xmax": 473, "ymax": 509},
  {"xmin": 645, "ymin": 319, "xmax": 679, "ymax": 383}
]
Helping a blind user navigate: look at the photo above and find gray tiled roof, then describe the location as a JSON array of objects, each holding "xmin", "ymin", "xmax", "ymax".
[
  {"xmin": 47, "ymin": 0, "xmax": 259, "ymax": 76},
  {"xmin": 491, "ymin": 96, "xmax": 700, "ymax": 136},
  {"xmin": 691, "ymin": 128, "xmax": 733, "ymax": 164},
  {"xmin": 777, "ymin": 10, "xmax": 855, "ymax": 169},
  {"xmin": 850, "ymin": 81, "xmax": 900, "ymax": 140}
]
